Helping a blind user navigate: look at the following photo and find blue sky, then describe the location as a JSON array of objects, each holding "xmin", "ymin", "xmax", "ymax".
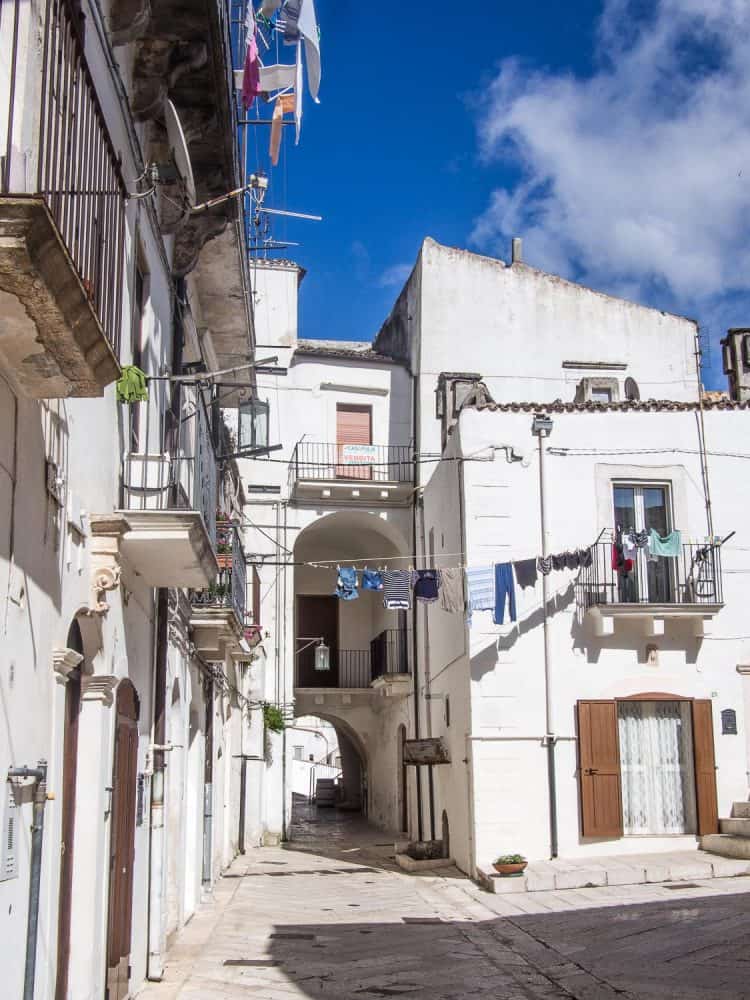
[{"xmin": 257, "ymin": 0, "xmax": 749, "ymax": 388}]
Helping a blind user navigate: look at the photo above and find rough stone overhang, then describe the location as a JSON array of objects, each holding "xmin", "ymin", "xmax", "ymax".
[
  {"xmin": 189, "ymin": 605, "xmax": 244, "ymax": 657},
  {"xmin": 115, "ymin": 0, "xmax": 253, "ymax": 369}
]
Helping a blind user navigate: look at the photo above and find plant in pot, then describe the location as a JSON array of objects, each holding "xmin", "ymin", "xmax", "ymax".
[{"xmin": 493, "ymin": 853, "xmax": 527, "ymax": 876}]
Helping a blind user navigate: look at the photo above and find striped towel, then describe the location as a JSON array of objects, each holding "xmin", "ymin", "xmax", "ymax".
[
  {"xmin": 382, "ymin": 570, "xmax": 412, "ymax": 610},
  {"xmin": 466, "ymin": 566, "xmax": 495, "ymax": 613}
]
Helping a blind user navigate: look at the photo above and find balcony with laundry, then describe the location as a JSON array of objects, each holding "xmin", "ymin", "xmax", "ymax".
[
  {"xmin": 190, "ymin": 519, "xmax": 252, "ymax": 658},
  {"xmin": 576, "ymin": 533, "xmax": 726, "ymax": 638},
  {"xmin": 0, "ymin": 0, "xmax": 125, "ymax": 397}
]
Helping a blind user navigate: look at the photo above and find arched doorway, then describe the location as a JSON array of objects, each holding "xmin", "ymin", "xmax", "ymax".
[
  {"xmin": 54, "ymin": 620, "xmax": 84, "ymax": 1000},
  {"xmin": 105, "ymin": 680, "xmax": 139, "ymax": 1000}
]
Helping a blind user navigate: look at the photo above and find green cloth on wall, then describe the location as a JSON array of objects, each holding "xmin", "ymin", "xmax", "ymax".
[
  {"xmin": 116, "ymin": 365, "xmax": 148, "ymax": 403},
  {"xmin": 648, "ymin": 528, "xmax": 681, "ymax": 557}
]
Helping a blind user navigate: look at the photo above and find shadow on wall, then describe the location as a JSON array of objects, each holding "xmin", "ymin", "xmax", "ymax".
[{"xmin": 264, "ymin": 892, "xmax": 746, "ymax": 998}]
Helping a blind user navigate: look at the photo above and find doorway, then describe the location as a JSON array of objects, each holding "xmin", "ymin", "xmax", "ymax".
[
  {"xmin": 336, "ymin": 404, "xmax": 373, "ymax": 480},
  {"xmin": 296, "ymin": 596, "xmax": 339, "ymax": 687},
  {"xmin": 613, "ymin": 483, "xmax": 674, "ymax": 602},
  {"xmin": 105, "ymin": 681, "xmax": 139, "ymax": 1000},
  {"xmin": 617, "ymin": 700, "xmax": 697, "ymax": 835},
  {"xmin": 55, "ymin": 622, "xmax": 83, "ymax": 1000}
]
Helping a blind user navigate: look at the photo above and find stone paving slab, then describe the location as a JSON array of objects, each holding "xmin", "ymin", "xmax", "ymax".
[{"xmin": 478, "ymin": 848, "xmax": 750, "ymax": 893}]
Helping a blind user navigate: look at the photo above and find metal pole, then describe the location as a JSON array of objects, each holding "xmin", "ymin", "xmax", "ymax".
[
  {"xmin": 8, "ymin": 763, "xmax": 48, "ymax": 1000},
  {"xmin": 428, "ymin": 765, "xmax": 436, "ymax": 842},
  {"xmin": 535, "ymin": 421, "xmax": 558, "ymax": 859}
]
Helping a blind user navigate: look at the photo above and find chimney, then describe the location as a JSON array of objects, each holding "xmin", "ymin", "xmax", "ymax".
[
  {"xmin": 721, "ymin": 328, "xmax": 750, "ymax": 402},
  {"xmin": 511, "ymin": 237, "xmax": 522, "ymax": 265}
]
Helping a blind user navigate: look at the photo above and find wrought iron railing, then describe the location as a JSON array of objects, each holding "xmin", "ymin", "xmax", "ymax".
[
  {"xmin": 296, "ymin": 630, "xmax": 411, "ymax": 689},
  {"xmin": 576, "ymin": 540, "xmax": 723, "ymax": 610},
  {"xmin": 1, "ymin": 0, "xmax": 128, "ymax": 354},
  {"xmin": 289, "ymin": 442, "xmax": 414, "ymax": 487},
  {"xmin": 192, "ymin": 522, "xmax": 247, "ymax": 625}
]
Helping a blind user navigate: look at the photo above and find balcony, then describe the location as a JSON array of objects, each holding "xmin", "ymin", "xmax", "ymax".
[
  {"xmin": 295, "ymin": 629, "xmax": 411, "ymax": 691},
  {"xmin": 0, "ymin": 0, "xmax": 124, "ymax": 397},
  {"xmin": 190, "ymin": 522, "xmax": 248, "ymax": 657},
  {"xmin": 577, "ymin": 540, "xmax": 724, "ymax": 637},
  {"xmin": 289, "ymin": 443, "xmax": 414, "ymax": 505},
  {"xmin": 116, "ymin": 450, "xmax": 218, "ymax": 589}
]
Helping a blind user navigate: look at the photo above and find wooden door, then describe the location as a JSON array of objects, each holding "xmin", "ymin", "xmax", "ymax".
[
  {"xmin": 692, "ymin": 700, "xmax": 719, "ymax": 835},
  {"xmin": 106, "ymin": 682, "xmax": 139, "ymax": 1000},
  {"xmin": 577, "ymin": 700, "xmax": 623, "ymax": 837},
  {"xmin": 55, "ymin": 667, "xmax": 81, "ymax": 1000},
  {"xmin": 336, "ymin": 404, "xmax": 372, "ymax": 480},
  {"xmin": 296, "ymin": 596, "xmax": 338, "ymax": 687}
]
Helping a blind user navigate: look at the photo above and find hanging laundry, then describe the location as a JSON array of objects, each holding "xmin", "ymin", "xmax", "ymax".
[
  {"xmin": 537, "ymin": 555, "xmax": 553, "ymax": 576},
  {"xmin": 297, "ymin": 0, "xmax": 321, "ymax": 101},
  {"xmin": 269, "ymin": 92, "xmax": 296, "ymax": 165},
  {"xmin": 382, "ymin": 570, "xmax": 411, "ymax": 610},
  {"xmin": 334, "ymin": 566, "xmax": 359, "ymax": 601},
  {"xmin": 259, "ymin": 63, "xmax": 297, "ymax": 93},
  {"xmin": 439, "ymin": 567, "xmax": 464, "ymax": 614},
  {"xmin": 513, "ymin": 558, "xmax": 537, "ymax": 589},
  {"xmin": 241, "ymin": 2, "xmax": 261, "ymax": 109},
  {"xmin": 551, "ymin": 553, "xmax": 566, "ymax": 572},
  {"xmin": 412, "ymin": 569, "xmax": 441, "ymax": 603},
  {"xmin": 648, "ymin": 528, "xmax": 681, "ymax": 558},
  {"xmin": 632, "ymin": 529, "xmax": 650, "ymax": 548},
  {"xmin": 282, "ymin": 0, "xmax": 302, "ymax": 42},
  {"xmin": 116, "ymin": 365, "xmax": 148, "ymax": 403},
  {"xmin": 361, "ymin": 569, "xmax": 383, "ymax": 591},
  {"xmin": 622, "ymin": 533, "xmax": 638, "ymax": 561},
  {"xmin": 611, "ymin": 543, "xmax": 633, "ymax": 574},
  {"xmin": 260, "ymin": 0, "xmax": 281, "ymax": 16},
  {"xmin": 578, "ymin": 547, "xmax": 593, "ymax": 569},
  {"xmin": 493, "ymin": 563, "xmax": 517, "ymax": 625},
  {"xmin": 563, "ymin": 551, "xmax": 580, "ymax": 571},
  {"xmin": 466, "ymin": 567, "xmax": 495, "ymax": 614}
]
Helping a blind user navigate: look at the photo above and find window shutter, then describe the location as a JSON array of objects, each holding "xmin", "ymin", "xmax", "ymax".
[
  {"xmin": 1, "ymin": 784, "xmax": 19, "ymax": 881},
  {"xmin": 577, "ymin": 700, "xmax": 623, "ymax": 838},
  {"xmin": 692, "ymin": 700, "xmax": 719, "ymax": 835},
  {"xmin": 336, "ymin": 405, "xmax": 372, "ymax": 446}
]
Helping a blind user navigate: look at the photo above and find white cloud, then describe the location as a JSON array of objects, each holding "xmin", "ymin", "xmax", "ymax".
[
  {"xmin": 471, "ymin": 0, "xmax": 750, "ymax": 321},
  {"xmin": 377, "ymin": 263, "xmax": 412, "ymax": 288}
]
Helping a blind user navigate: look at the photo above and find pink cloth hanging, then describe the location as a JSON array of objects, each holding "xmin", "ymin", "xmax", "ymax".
[{"xmin": 241, "ymin": 6, "xmax": 261, "ymax": 109}]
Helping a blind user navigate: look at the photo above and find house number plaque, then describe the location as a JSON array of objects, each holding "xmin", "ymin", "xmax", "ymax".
[
  {"xmin": 721, "ymin": 708, "xmax": 737, "ymax": 735},
  {"xmin": 403, "ymin": 738, "xmax": 451, "ymax": 765}
]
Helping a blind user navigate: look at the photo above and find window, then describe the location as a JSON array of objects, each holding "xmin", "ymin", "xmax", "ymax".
[
  {"xmin": 575, "ymin": 377, "xmax": 619, "ymax": 403},
  {"xmin": 613, "ymin": 482, "xmax": 674, "ymax": 602},
  {"xmin": 293, "ymin": 746, "xmax": 303, "ymax": 761},
  {"xmin": 591, "ymin": 387, "xmax": 612, "ymax": 403},
  {"xmin": 336, "ymin": 404, "xmax": 372, "ymax": 480}
]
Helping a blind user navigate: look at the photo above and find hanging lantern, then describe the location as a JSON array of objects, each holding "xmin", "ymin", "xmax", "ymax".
[{"xmin": 314, "ymin": 641, "xmax": 330, "ymax": 672}]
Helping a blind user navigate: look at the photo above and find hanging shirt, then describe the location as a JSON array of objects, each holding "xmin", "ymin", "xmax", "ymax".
[
  {"xmin": 282, "ymin": 0, "xmax": 302, "ymax": 42},
  {"xmin": 334, "ymin": 566, "xmax": 358, "ymax": 601},
  {"xmin": 648, "ymin": 528, "xmax": 681, "ymax": 558},
  {"xmin": 297, "ymin": 0, "xmax": 321, "ymax": 101},
  {"xmin": 466, "ymin": 567, "xmax": 494, "ymax": 613},
  {"xmin": 241, "ymin": 3, "xmax": 261, "ymax": 109},
  {"xmin": 439, "ymin": 568, "xmax": 464, "ymax": 614},
  {"xmin": 513, "ymin": 558, "xmax": 537, "ymax": 589},
  {"xmin": 361, "ymin": 569, "xmax": 383, "ymax": 591},
  {"xmin": 537, "ymin": 555, "xmax": 553, "ymax": 576},
  {"xmin": 269, "ymin": 92, "xmax": 296, "ymax": 165},
  {"xmin": 412, "ymin": 569, "xmax": 441, "ymax": 603},
  {"xmin": 622, "ymin": 534, "xmax": 638, "ymax": 560},
  {"xmin": 258, "ymin": 63, "xmax": 297, "ymax": 92},
  {"xmin": 382, "ymin": 570, "xmax": 411, "ymax": 610}
]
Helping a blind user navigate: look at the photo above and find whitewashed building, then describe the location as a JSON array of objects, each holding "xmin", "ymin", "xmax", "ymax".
[
  {"xmin": 0, "ymin": 2, "xmax": 265, "ymax": 998},
  {"xmin": 248, "ymin": 238, "xmax": 750, "ymax": 883}
]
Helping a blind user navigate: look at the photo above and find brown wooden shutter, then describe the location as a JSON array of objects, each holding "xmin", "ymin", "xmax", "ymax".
[
  {"xmin": 692, "ymin": 699, "xmax": 719, "ymax": 835},
  {"xmin": 336, "ymin": 405, "xmax": 372, "ymax": 480},
  {"xmin": 577, "ymin": 700, "xmax": 623, "ymax": 838}
]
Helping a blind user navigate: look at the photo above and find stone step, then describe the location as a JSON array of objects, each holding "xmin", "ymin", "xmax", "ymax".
[
  {"xmin": 720, "ymin": 817, "xmax": 750, "ymax": 836},
  {"xmin": 700, "ymin": 834, "xmax": 750, "ymax": 860},
  {"xmin": 731, "ymin": 801, "xmax": 750, "ymax": 819}
]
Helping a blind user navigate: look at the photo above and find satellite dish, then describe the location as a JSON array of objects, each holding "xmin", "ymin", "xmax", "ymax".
[
  {"xmin": 624, "ymin": 377, "xmax": 640, "ymax": 401},
  {"xmin": 164, "ymin": 99, "xmax": 196, "ymax": 207}
]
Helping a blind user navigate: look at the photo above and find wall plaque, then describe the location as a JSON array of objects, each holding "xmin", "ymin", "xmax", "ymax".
[
  {"xmin": 721, "ymin": 708, "xmax": 737, "ymax": 735},
  {"xmin": 403, "ymin": 738, "xmax": 450, "ymax": 765}
]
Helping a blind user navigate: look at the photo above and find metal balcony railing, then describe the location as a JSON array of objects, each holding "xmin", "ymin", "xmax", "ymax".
[
  {"xmin": 576, "ymin": 540, "xmax": 724, "ymax": 611},
  {"xmin": 296, "ymin": 630, "xmax": 411, "ymax": 689},
  {"xmin": 1, "ymin": 0, "xmax": 128, "ymax": 354},
  {"xmin": 192, "ymin": 522, "xmax": 247, "ymax": 626},
  {"xmin": 289, "ymin": 442, "xmax": 414, "ymax": 488}
]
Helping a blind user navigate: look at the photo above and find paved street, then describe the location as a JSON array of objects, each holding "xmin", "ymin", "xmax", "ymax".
[{"xmin": 140, "ymin": 802, "xmax": 750, "ymax": 1000}]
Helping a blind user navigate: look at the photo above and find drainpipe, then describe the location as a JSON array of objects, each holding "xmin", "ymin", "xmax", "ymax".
[
  {"xmin": 411, "ymin": 376, "xmax": 424, "ymax": 842},
  {"xmin": 202, "ymin": 672, "xmax": 214, "ymax": 885},
  {"xmin": 532, "ymin": 413, "xmax": 558, "ymax": 858},
  {"xmin": 147, "ymin": 588, "xmax": 168, "ymax": 980},
  {"xmin": 8, "ymin": 762, "xmax": 48, "ymax": 1000}
]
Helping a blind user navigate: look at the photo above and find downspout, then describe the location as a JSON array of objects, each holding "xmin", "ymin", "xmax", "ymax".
[
  {"xmin": 417, "ymin": 494, "xmax": 436, "ymax": 841},
  {"xmin": 411, "ymin": 373, "xmax": 424, "ymax": 842},
  {"xmin": 147, "ymin": 588, "xmax": 168, "ymax": 980},
  {"xmin": 8, "ymin": 763, "xmax": 48, "ymax": 1000},
  {"xmin": 281, "ymin": 502, "xmax": 289, "ymax": 841},
  {"xmin": 202, "ymin": 672, "xmax": 214, "ymax": 885},
  {"xmin": 535, "ymin": 420, "xmax": 558, "ymax": 859},
  {"xmin": 694, "ymin": 326, "xmax": 715, "ymax": 538}
]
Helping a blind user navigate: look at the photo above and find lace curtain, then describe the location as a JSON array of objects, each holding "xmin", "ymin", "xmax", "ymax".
[{"xmin": 618, "ymin": 701, "xmax": 697, "ymax": 835}]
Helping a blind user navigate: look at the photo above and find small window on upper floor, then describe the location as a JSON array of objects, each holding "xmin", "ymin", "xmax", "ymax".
[
  {"xmin": 590, "ymin": 386, "xmax": 612, "ymax": 403},
  {"xmin": 575, "ymin": 377, "xmax": 620, "ymax": 403},
  {"xmin": 293, "ymin": 746, "xmax": 303, "ymax": 761}
]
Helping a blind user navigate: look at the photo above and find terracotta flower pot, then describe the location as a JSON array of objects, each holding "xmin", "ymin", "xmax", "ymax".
[{"xmin": 492, "ymin": 861, "xmax": 527, "ymax": 876}]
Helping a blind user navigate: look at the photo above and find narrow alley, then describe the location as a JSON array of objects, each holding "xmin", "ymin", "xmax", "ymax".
[{"xmin": 139, "ymin": 799, "xmax": 750, "ymax": 1000}]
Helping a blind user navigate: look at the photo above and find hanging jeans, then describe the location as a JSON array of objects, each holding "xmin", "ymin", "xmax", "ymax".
[{"xmin": 493, "ymin": 563, "xmax": 517, "ymax": 625}]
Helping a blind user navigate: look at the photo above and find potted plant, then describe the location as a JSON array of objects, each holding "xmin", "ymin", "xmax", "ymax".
[{"xmin": 493, "ymin": 853, "xmax": 527, "ymax": 876}]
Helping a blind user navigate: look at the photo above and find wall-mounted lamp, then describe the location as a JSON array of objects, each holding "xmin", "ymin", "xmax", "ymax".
[
  {"xmin": 531, "ymin": 413, "xmax": 554, "ymax": 438},
  {"xmin": 296, "ymin": 636, "xmax": 330, "ymax": 672}
]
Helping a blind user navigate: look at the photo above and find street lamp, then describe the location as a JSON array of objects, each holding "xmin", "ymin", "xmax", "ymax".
[{"xmin": 296, "ymin": 636, "xmax": 330, "ymax": 671}]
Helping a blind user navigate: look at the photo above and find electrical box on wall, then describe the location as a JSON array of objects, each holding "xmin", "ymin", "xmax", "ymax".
[{"xmin": 0, "ymin": 783, "xmax": 19, "ymax": 881}]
